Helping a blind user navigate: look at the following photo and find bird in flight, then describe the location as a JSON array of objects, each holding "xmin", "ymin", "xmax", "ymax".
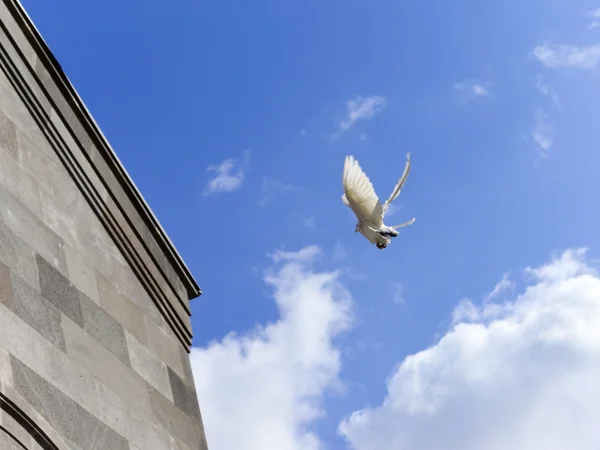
[{"xmin": 342, "ymin": 152, "xmax": 415, "ymax": 249}]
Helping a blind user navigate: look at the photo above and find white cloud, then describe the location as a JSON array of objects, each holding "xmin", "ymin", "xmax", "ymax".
[
  {"xmin": 532, "ymin": 108, "xmax": 554, "ymax": 155},
  {"xmin": 191, "ymin": 246, "xmax": 352, "ymax": 450},
  {"xmin": 586, "ymin": 8, "xmax": 600, "ymax": 28},
  {"xmin": 533, "ymin": 43, "xmax": 600, "ymax": 69},
  {"xmin": 454, "ymin": 80, "xmax": 491, "ymax": 97},
  {"xmin": 340, "ymin": 248, "xmax": 600, "ymax": 450},
  {"xmin": 203, "ymin": 150, "xmax": 250, "ymax": 196},
  {"xmin": 335, "ymin": 96, "xmax": 386, "ymax": 136}
]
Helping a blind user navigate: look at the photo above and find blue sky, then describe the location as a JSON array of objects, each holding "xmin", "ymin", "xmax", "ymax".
[{"xmin": 22, "ymin": 1, "xmax": 600, "ymax": 449}]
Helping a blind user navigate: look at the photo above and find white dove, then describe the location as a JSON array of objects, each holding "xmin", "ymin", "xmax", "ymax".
[{"xmin": 342, "ymin": 153, "xmax": 415, "ymax": 249}]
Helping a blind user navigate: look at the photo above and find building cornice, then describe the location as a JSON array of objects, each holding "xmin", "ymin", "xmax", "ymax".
[{"xmin": 0, "ymin": 0, "xmax": 201, "ymax": 350}]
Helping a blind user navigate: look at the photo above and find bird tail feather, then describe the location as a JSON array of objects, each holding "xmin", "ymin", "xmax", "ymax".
[
  {"xmin": 382, "ymin": 153, "xmax": 411, "ymax": 213},
  {"xmin": 391, "ymin": 217, "xmax": 416, "ymax": 230}
]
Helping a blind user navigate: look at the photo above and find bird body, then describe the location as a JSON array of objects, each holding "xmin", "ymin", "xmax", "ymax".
[{"xmin": 342, "ymin": 153, "xmax": 415, "ymax": 249}]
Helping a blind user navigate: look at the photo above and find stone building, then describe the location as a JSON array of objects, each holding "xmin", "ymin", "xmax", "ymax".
[{"xmin": 0, "ymin": 0, "xmax": 208, "ymax": 449}]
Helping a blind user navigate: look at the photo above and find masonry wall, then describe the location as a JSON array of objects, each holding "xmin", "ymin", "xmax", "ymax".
[{"xmin": 0, "ymin": 2, "xmax": 207, "ymax": 449}]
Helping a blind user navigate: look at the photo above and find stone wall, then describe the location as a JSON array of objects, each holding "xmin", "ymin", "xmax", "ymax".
[{"xmin": 0, "ymin": 0, "xmax": 207, "ymax": 449}]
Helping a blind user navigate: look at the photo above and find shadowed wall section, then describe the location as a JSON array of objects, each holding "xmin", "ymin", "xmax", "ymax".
[{"xmin": 0, "ymin": 0, "xmax": 208, "ymax": 448}]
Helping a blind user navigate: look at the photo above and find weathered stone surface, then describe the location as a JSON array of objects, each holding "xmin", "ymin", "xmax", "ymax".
[
  {"xmin": 11, "ymin": 355, "xmax": 95, "ymax": 446},
  {"xmin": 64, "ymin": 244, "xmax": 100, "ymax": 304},
  {"xmin": 126, "ymin": 332, "xmax": 172, "ymax": 401},
  {"xmin": 80, "ymin": 292, "xmax": 131, "ymax": 366},
  {"xmin": 0, "ymin": 110, "xmax": 18, "ymax": 160},
  {"xmin": 170, "ymin": 437, "xmax": 194, "ymax": 450},
  {"xmin": 0, "ymin": 70, "xmax": 43, "ymax": 148},
  {"xmin": 96, "ymin": 271, "xmax": 148, "ymax": 345},
  {"xmin": 0, "ymin": 346, "xmax": 12, "ymax": 387},
  {"xmin": 11, "ymin": 355, "xmax": 128, "ymax": 450},
  {"xmin": 93, "ymin": 381, "xmax": 171, "ymax": 450},
  {"xmin": 8, "ymin": 271, "xmax": 65, "ymax": 351},
  {"xmin": 61, "ymin": 315, "xmax": 150, "ymax": 412},
  {"xmin": 0, "ymin": 381, "xmax": 77, "ymax": 450},
  {"xmin": 0, "ymin": 145, "xmax": 43, "ymax": 217},
  {"xmin": 0, "ymin": 2, "xmax": 206, "ymax": 449},
  {"xmin": 0, "ymin": 303, "xmax": 99, "ymax": 417},
  {"xmin": 0, "ymin": 222, "xmax": 38, "ymax": 290},
  {"xmin": 168, "ymin": 366, "xmax": 202, "ymax": 422},
  {"xmin": 179, "ymin": 344, "xmax": 196, "ymax": 385},
  {"xmin": 36, "ymin": 254, "xmax": 83, "ymax": 327},
  {"xmin": 148, "ymin": 385, "xmax": 202, "ymax": 449},
  {"xmin": 0, "ymin": 408, "xmax": 35, "ymax": 449},
  {"xmin": 145, "ymin": 315, "xmax": 185, "ymax": 379},
  {"xmin": 0, "ymin": 187, "xmax": 67, "ymax": 276},
  {"xmin": 76, "ymin": 404, "xmax": 129, "ymax": 450},
  {"xmin": 0, "ymin": 429, "xmax": 25, "ymax": 449}
]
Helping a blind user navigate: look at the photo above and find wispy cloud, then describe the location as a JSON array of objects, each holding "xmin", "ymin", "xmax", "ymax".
[
  {"xmin": 533, "ymin": 43, "xmax": 600, "ymax": 69},
  {"xmin": 332, "ymin": 242, "xmax": 347, "ymax": 262},
  {"xmin": 532, "ymin": 108, "xmax": 554, "ymax": 155},
  {"xmin": 303, "ymin": 216, "xmax": 316, "ymax": 230},
  {"xmin": 390, "ymin": 282, "xmax": 404, "ymax": 304},
  {"xmin": 333, "ymin": 95, "xmax": 386, "ymax": 138},
  {"xmin": 454, "ymin": 79, "xmax": 491, "ymax": 97},
  {"xmin": 534, "ymin": 76, "xmax": 560, "ymax": 110},
  {"xmin": 586, "ymin": 8, "xmax": 600, "ymax": 28},
  {"xmin": 203, "ymin": 150, "xmax": 251, "ymax": 196},
  {"xmin": 258, "ymin": 177, "xmax": 296, "ymax": 206},
  {"xmin": 484, "ymin": 272, "xmax": 514, "ymax": 302}
]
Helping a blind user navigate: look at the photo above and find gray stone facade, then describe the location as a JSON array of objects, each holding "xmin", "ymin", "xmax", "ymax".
[{"xmin": 0, "ymin": 0, "xmax": 208, "ymax": 449}]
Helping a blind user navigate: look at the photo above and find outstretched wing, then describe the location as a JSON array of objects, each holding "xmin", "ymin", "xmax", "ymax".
[
  {"xmin": 382, "ymin": 152, "xmax": 411, "ymax": 214},
  {"xmin": 342, "ymin": 155, "xmax": 383, "ymax": 228}
]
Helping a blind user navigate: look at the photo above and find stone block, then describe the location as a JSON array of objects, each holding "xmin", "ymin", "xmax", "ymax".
[
  {"xmin": 179, "ymin": 344, "xmax": 196, "ymax": 385},
  {"xmin": 148, "ymin": 385, "xmax": 201, "ymax": 449},
  {"xmin": 0, "ymin": 345, "xmax": 12, "ymax": 387},
  {"xmin": 0, "ymin": 70, "xmax": 42, "ymax": 146},
  {"xmin": 79, "ymin": 292, "xmax": 131, "ymax": 366},
  {"xmin": 170, "ymin": 437, "xmax": 194, "ymax": 450},
  {"xmin": 36, "ymin": 254, "xmax": 83, "ymax": 327},
  {"xmin": 10, "ymin": 355, "xmax": 88, "ymax": 446},
  {"xmin": 0, "ymin": 221, "xmax": 38, "ymax": 289},
  {"xmin": 64, "ymin": 244, "xmax": 100, "ymax": 304},
  {"xmin": 144, "ymin": 315, "xmax": 185, "ymax": 379},
  {"xmin": 0, "ymin": 381, "xmax": 75, "ymax": 450},
  {"xmin": 76, "ymin": 404, "xmax": 129, "ymax": 450},
  {"xmin": 93, "ymin": 381, "xmax": 171, "ymax": 450},
  {"xmin": 0, "ymin": 187, "xmax": 67, "ymax": 276},
  {"xmin": 96, "ymin": 271, "xmax": 148, "ymax": 345},
  {"xmin": 10, "ymin": 355, "xmax": 128, "ymax": 449},
  {"xmin": 0, "ymin": 109, "xmax": 18, "ymax": 160},
  {"xmin": 168, "ymin": 366, "xmax": 202, "ymax": 422},
  {"xmin": 61, "ymin": 315, "xmax": 149, "ymax": 412},
  {"xmin": 8, "ymin": 270, "xmax": 65, "ymax": 351},
  {"xmin": 0, "ymin": 144, "xmax": 43, "ymax": 217},
  {"xmin": 126, "ymin": 332, "xmax": 172, "ymax": 401},
  {"xmin": 16, "ymin": 127, "xmax": 61, "ymax": 176},
  {"xmin": 0, "ymin": 303, "xmax": 101, "ymax": 420}
]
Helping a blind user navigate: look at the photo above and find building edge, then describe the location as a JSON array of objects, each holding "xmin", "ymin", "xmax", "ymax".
[{"xmin": 0, "ymin": 0, "xmax": 201, "ymax": 350}]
